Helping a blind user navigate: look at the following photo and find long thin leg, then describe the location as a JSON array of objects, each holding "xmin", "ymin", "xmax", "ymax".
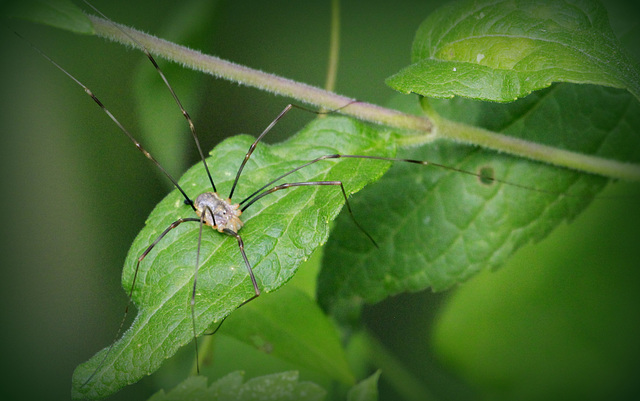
[
  {"xmin": 228, "ymin": 104, "xmax": 294, "ymax": 199},
  {"xmin": 240, "ymin": 154, "xmax": 343, "ymax": 206},
  {"xmin": 14, "ymin": 29, "xmax": 198, "ymax": 210},
  {"xmin": 242, "ymin": 180, "xmax": 378, "ymax": 247},
  {"xmin": 191, "ymin": 212, "xmax": 206, "ymax": 374},
  {"xmin": 239, "ymin": 152, "xmax": 559, "ymax": 210},
  {"xmin": 201, "ymin": 228, "xmax": 261, "ymax": 339},
  {"xmin": 81, "ymin": 0, "xmax": 217, "ymax": 193},
  {"xmin": 222, "ymin": 228, "xmax": 261, "ymax": 300},
  {"xmin": 81, "ymin": 217, "xmax": 200, "ymax": 387},
  {"xmin": 228, "ymin": 101, "xmax": 360, "ymax": 199},
  {"xmin": 189, "ymin": 202, "xmax": 259, "ymax": 373}
]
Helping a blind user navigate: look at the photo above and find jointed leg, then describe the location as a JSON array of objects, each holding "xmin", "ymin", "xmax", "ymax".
[{"xmin": 242, "ymin": 180, "xmax": 378, "ymax": 247}]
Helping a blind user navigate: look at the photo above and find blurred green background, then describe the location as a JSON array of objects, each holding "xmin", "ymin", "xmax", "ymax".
[{"xmin": 0, "ymin": 0, "xmax": 638, "ymax": 400}]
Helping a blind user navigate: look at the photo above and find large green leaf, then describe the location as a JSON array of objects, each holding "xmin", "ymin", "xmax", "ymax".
[
  {"xmin": 386, "ymin": 0, "xmax": 640, "ymax": 102},
  {"xmin": 318, "ymin": 84, "xmax": 640, "ymax": 321},
  {"xmin": 71, "ymin": 117, "xmax": 393, "ymax": 399}
]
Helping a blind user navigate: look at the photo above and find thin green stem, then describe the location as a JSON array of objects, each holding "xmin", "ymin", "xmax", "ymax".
[
  {"xmin": 324, "ymin": 0, "xmax": 340, "ymax": 93},
  {"xmin": 87, "ymin": 14, "xmax": 640, "ymax": 182},
  {"xmin": 361, "ymin": 330, "xmax": 438, "ymax": 401}
]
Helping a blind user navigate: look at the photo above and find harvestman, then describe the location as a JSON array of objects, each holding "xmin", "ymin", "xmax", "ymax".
[
  {"xmin": 13, "ymin": 7, "xmax": 410, "ymax": 381},
  {"xmin": 18, "ymin": 2, "xmax": 600, "ymax": 388}
]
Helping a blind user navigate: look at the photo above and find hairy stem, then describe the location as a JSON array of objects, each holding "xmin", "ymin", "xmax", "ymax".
[
  {"xmin": 89, "ymin": 14, "xmax": 428, "ymax": 133},
  {"xmin": 88, "ymin": 14, "xmax": 640, "ymax": 182}
]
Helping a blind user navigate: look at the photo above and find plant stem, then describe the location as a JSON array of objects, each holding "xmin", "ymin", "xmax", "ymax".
[
  {"xmin": 361, "ymin": 330, "xmax": 438, "ymax": 401},
  {"xmin": 87, "ymin": 14, "xmax": 640, "ymax": 182},
  {"xmin": 400, "ymin": 117, "xmax": 640, "ymax": 182},
  {"xmin": 88, "ymin": 14, "xmax": 428, "ymax": 133},
  {"xmin": 324, "ymin": 0, "xmax": 341, "ymax": 93}
]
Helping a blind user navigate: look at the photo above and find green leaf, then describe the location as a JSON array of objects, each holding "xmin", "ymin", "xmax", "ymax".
[
  {"xmin": 1, "ymin": 0, "xmax": 93, "ymax": 34},
  {"xmin": 318, "ymin": 84, "xmax": 640, "ymax": 321},
  {"xmin": 71, "ymin": 116, "xmax": 393, "ymax": 399},
  {"xmin": 386, "ymin": 0, "xmax": 640, "ymax": 102},
  {"xmin": 347, "ymin": 371, "xmax": 381, "ymax": 401},
  {"xmin": 147, "ymin": 371, "xmax": 326, "ymax": 401},
  {"xmin": 431, "ymin": 182, "xmax": 640, "ymax": 399},
  {"xmin": 221, "ymin": 285, "xmax": 355, "ymax": 385}
]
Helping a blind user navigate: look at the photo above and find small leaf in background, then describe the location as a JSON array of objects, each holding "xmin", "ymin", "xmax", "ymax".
[
  {"xmin": 147, "ymin": 371, "xmax": 326, "ymax": 401},
  {"xmin": 318, "ymin": 84, "xmax": 640, "ymax": 322},
  {"xmin": 1, "ymin": 0, "xmax": 93, "ymax": 34},
  {"xmin": 347, "ymin": 371, "xmax": 381, "ymax": 401},
  {"xmin": 386, "ymin": 0, "xmax": 640, "ymax": 102},
  {"xmin": 71, "ymin": 117, "xmax": 393, "ymax": 399},
  {"xmin": 221, "ymin": 285, "xmax": 355, "ymax": 385}
]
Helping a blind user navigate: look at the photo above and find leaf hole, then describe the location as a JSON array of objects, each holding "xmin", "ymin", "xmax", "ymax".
[{"xmin": 477, "ymin": 166, "xmax": 495, "ymax": 186}]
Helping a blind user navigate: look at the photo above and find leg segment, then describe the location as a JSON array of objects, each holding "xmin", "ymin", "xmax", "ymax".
[{"xmin": 242, "ymin": 180, "xmax": 378, "ymax": 247}]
